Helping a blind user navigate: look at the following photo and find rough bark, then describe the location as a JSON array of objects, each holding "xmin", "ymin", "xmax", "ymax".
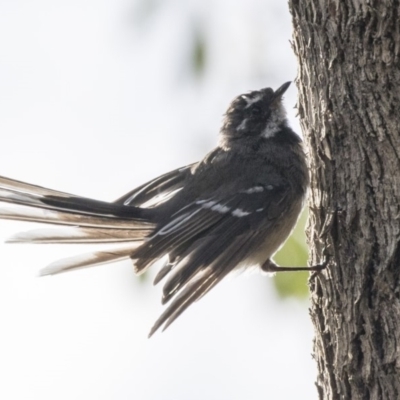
[{"xmin": 288, "ymin": 1, "xmax": 400, "ymax": 399}]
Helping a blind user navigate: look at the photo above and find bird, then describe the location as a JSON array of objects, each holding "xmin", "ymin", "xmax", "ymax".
[{"xmin": 0, "ymin": 82, "xmax": 323, "ymax": 336}]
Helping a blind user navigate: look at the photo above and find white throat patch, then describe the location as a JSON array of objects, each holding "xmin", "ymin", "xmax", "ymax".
[{"xmin": 262, "ymin": 102, "xmax": 287, "ymax": 138}]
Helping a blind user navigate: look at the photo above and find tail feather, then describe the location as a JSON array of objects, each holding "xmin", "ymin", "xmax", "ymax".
[
  {"xmin": 0, "ymin": 177, "xmax": 152, "ymax": 273},
  {"xmin": 0, "ymin": 206, "xmax": 147, "ymax": 229},
  {"xmin": 41, "ymin": 195, "xmax": 151, "ymax": 219},
  {"xmin": 0, "ymin": 175, "xmax": 75, "ymax": 197},
  {"xmin": 0, "ymin": 176, "xmax": 151, "ymax": 221},
  {"xmin": 6, "ymin": 226, "xmax": 151, "ymax": 244},
  {"xmin": 39, "ymin": 245, "xmax": 137, "ymax": 276},
  {"xmin": 0, "ymin": 188, "xmax": 44, "ymax": 208},
  {"xmin": 0, "ymin": 187, "xmax": 149, "ymax": 221}
]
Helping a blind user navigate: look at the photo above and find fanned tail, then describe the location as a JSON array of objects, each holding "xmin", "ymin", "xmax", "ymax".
[
  {"xmin": 0, "ymin": 182, "xmax": 150, "ymax": 220},
  {"xmin": 0, "ymin": 175, "xmax": 155, "ymax": 274}
]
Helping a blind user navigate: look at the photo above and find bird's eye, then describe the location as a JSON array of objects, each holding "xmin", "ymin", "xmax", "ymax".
[{"xmin": 251, "ymin": 106, "xmax": 262, "ymax": 116}]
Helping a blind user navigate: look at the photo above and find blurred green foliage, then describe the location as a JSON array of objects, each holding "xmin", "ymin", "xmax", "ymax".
[
  {"xmin": 272, "ymin": 209, "xmax": 309, "ymax": 299},
  {"xmin": 192, "ymin": 29, "xmax": 206, "ymax": 78}
]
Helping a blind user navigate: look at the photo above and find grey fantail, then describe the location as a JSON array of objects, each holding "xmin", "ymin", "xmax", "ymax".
[{"xmin": 0, "ymin": 82, "xmax": 324, "ymax": 336}]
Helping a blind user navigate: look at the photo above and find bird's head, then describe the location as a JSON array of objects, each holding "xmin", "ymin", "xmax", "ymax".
[{"xmin": 220, "ymin": 82, "xmax": 294, "ymax": 147}]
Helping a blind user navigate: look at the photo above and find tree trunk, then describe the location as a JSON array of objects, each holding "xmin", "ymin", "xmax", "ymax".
[{"xmin": 288, "ymin": 1, "xmax": 400, "ymax": 399}]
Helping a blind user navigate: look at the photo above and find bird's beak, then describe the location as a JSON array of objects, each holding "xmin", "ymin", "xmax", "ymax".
[{"xmin": 273, "ymin": 81, "xmax": 291, "ymax": 100}]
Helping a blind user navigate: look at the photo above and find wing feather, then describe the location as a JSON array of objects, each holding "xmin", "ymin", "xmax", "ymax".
[
  {"xmin": 132, "ymin": 183, "xmax": 287, "ymax": 273},
  {"xmin": 149, "ymin": 233, "xmax": 258, "ymax": 336},
  {"xmin": 114, "ymin": 164, "xmax": 194, "ymax": 206}
]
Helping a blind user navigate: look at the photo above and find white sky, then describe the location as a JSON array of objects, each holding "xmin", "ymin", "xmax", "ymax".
[{"xmin": 0, "ymin": 1, "xmax": 317, "ymax": 399}]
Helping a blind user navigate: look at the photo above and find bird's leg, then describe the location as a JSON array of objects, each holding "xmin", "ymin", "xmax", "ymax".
[{"xmin": 261, "ymin": 259, "xmax": 326, "ymax": 273}]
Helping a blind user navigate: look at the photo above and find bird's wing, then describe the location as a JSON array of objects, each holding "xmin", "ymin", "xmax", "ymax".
[
  {"xmin": 132, "ymin": 180, "xmax": 292, "ymax": 335},
  {"xmin": 134, "ymin": 180, "xmax": 290, "ymax": 271},
  {"xmin": 114, "ymin": 164, "xmax": 195, "ymax": 207}
]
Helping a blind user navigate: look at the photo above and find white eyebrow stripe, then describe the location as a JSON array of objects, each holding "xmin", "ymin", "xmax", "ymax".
[{"xmin": 242, "ymin": 94, "xmax": 262, "ymax": 108}]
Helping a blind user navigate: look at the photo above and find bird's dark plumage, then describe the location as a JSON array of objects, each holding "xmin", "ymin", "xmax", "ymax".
[{"xmin": 0, "ymin": 82, "xmax": 310, "ymax": 336}]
